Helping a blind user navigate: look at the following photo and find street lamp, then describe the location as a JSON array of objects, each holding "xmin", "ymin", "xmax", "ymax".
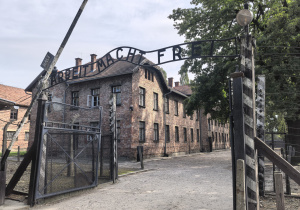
[{"xmin": 236, "ymin": 8, "xmax": 253, "ymax": 27}]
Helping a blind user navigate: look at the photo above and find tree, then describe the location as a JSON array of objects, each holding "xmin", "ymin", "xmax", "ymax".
[{"xmin": 169, "ymin": 0, "xmax": 300, "ymax": 125}]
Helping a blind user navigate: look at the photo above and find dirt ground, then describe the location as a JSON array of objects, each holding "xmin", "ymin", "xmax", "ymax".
[{"xmin": 4, "ymin": 150, "xmax": 300, "ymax": 209}]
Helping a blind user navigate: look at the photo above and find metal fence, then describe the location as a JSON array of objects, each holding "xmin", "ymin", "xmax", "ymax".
[{"xmin": 34, "ymin": 102, "xmax": 102, "ymax": 200}]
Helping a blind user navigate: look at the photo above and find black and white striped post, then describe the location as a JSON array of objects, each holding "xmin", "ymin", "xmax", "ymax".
[
  {"xmin": 235, "ymin": 3, "xmax": 258, "ymax": 209},
  {"xmin": 257, "ymin": 75, "xmax": 265, "ymax": 196}
]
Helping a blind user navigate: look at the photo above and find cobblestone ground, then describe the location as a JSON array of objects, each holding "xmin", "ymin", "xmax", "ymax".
[{"xmin": 34, "ymin": 150, "xmax": 233, "ymax": 210}]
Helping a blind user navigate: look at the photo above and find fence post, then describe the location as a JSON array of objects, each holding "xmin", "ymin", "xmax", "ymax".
[
  {"xmin": 286, "ymin": 146, "xmax": 292, "ymax": 195},
  {"xmin": 0, "ymin": 164, "xmax": 5, "ymax": 205},
  {"xmin": 275, "ymin": 172, "xmax": 285, "ymax": 210},
  {"xmin": 257, "ymin": 75, "xmax": 265, "ymax": 196},
  {"xmin": 17, "ymin": 146, "xmax": 20, "ymax": 162},
  {"xmin": 231, "ymin": 66, "xmax": 245, "ymax": 210},
  {"xmin": 236, "ymin": 159, "xmax": 246, "ymax": 210}
]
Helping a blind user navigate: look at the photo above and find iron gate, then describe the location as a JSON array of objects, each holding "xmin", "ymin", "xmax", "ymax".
[{"xmin": 34, "ymin": 102, "xmax": 102, "ymax": 200}]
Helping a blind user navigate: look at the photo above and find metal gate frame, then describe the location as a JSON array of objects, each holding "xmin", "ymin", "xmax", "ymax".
[{"xmin": 32, "ymin": 101, "xmax": 102, "ymax": 202}]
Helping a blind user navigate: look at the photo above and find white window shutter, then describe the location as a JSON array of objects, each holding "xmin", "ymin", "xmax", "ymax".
[{"xmin": 87, "ymin": 95, "xmax": 92, "ymax": 107}]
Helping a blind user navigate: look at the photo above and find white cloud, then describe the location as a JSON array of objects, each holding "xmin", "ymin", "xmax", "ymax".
[{"xmin": 0, "ymin": 0, "xmax": 193, "ymax": 89}]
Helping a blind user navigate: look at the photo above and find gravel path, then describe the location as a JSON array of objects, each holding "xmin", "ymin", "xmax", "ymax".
[{"xmin": 35, "ymin": 150, "xmax": 233, "ymax": 210}]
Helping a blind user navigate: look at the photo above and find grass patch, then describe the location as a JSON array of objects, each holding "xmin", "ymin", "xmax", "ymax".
[{"xmin": 0, "ymin": 151, "xmax": 27, "ymax": 157}]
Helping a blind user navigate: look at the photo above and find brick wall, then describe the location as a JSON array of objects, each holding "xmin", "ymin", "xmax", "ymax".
[
  {"xmin": 0, "ymin": 106, "xmax": 30, "ymax": 152},
  {"xmin": 28, "ymin": 62, "xmax": 228, "ymax": 159}
]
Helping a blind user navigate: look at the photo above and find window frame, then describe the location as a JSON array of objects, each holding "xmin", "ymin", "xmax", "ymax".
[
  {"xmin": 153, "ymin": 92, "xmax": 158, "ymax": 111},
  {"xmin": 174, "ymin": 100, "xmax": 178, "ymax": 116},
  {"xmin": 10, "ymin": 109, "xmax": 18, "ymax": 120},
  {"xmin": 139, "ymin": 121, "xmax": 145, "ymax": 142},
  {"xmin": 165, "ymin": 97, "xmax": 169, "ymax": 114},
  {"xmin": 112, "ymin": 86, "xmax": 121, "ymax": 106},
  {"xmin": 71, "ymin": 91, "xmax": 79, "ymax": 107},
  {"xmin": 183, "ymin": 127, "xmax": 187, "ymax": 142},
  {"xmin": 139, "ymin": 87, "xmax": 145, "ymax": 107},
  {"xmin": 154, "ymin": 123, "xmax": 159, "ymax": 142},
  {"xmin": 175, "ymin": 126, "xmax": 179, "ymax": 142},
  {"xmin": 91, "ymin": 88, "xmax": 100, "ymax": 107},
  {"xmin": 165, "ymin": 125, "xmax": 170, "ymax": 143}
]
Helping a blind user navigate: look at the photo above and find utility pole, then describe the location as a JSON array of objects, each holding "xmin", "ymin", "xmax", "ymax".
[{"xmin": 0, "ymin": 0, "xmax": 88, "ymax": 171}]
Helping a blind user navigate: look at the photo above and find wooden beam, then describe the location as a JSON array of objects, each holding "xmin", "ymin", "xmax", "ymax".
[{"xmin": 254, "ymin": 137, "xmax": 300, "ymax": 186}]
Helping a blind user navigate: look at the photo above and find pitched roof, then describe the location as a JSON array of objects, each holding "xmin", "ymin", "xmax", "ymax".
[
  {"xmin": 69, "ymin": 55, "xmax": 145, "ymax": 84},
  {"xmin": 173, "ymin": 85, "xmax": 192, "ymax": 96},
  {"xmin": 0, "ymin": 84, "xmax": 31, "ymax": 106}
]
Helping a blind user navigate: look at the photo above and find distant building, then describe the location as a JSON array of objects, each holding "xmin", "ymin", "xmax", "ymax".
[
  {"xmin": 26, "ymin": 54, "xmax": 230, "ymax": 159},
  {"xmin": 0, "ymin": 84, "xmax": 31, "ymax": 153}
]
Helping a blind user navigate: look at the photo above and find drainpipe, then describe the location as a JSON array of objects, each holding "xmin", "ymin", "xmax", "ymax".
[
  {"xmin": 163, "ymin": 90, "xmax": 172, "ymax": 157},
  {"xmin": 63, "ymin": 83, "xmax": 70, "ymax": 123}
]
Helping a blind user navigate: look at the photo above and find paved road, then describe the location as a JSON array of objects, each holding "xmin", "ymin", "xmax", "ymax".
[{"xmin": 36, "ymin": 150, "xmax": 233, "ymax": 210}]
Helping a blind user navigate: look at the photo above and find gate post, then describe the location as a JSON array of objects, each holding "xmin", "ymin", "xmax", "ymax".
[
  {"xmin": 241, "ymin": 35, "xmax": 258, "ymax": 209},
  {"xmin": 231, "ymin": 66, "xmax": 245, "ymax": 210}
]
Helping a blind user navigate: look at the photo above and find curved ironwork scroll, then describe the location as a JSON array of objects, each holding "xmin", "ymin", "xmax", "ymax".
[{"xmin": 49, "ymin": 37, "xmax": 239, "ymax": 87}]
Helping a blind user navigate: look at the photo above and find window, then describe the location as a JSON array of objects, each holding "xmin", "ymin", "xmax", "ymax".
[
  {"xmin": 91, "ymin": 88, "xmax": 100, "ymax": 107},
  {"xmin": 191, "ymin": 128, "xmax": 194, "ymax": 142},
  {"xmin": 25, "ymin": 132, "xmax": 29, "ymax": 141},
  {"xmin": 196, "ymin": 110, "xmax": 199, "ymax": 121},
  {"xmin": 174, "ymin": 100, "xmax": 178, "ymax": 116},
  {"xmin": 175, "ymin": 126, "xmax": 179, "ymax": 142},
  {"xmin": 6, "ymin": 131, "xmax": 17, "ymax": 141},
  {"xmin": 165, "ymin": 125, "xmax": 170, "ymax": 142},
  {"xmin": 153, "ymin": 93, "xmax": 158, "ymax": 111},
  {"xmin": 208, "ymin": 119, "xmax": 211, "ymax": 131},
  {"xmin": 145, "ymin": 69, "xmax": 148, "ymax": 79},
  {"xmin": 10, "ymin": 109, "xmax": 18, "ymax": 120},
  {"xmin": 215, "ymin": 132, "xmax": 218, "ymax": 142},
  {"xmin": 212, "ymin": 132, "xmax": 214, "ymax": 142},
  {"xmin": 183, "ymin": 104, "xmax": 186, "ymax": 118},
  {"xmin": 154, "ymin": 123, "xmax": 159, "ymax": 141},
  {"xmin": 183, "ymin": 128, "xmax": 187, "ymax": 142},
  {"xmin": 165, "ymin": 97, "xmax": 169, "ymax": 114},
  {"xmin": 197, "ymin": 129, "xmax": 200, "ymax": 142},
  {"xmin": 139, "ymin": 121, "xmax": 145, "ymax": 142},
  {"xmin": 72, "ymin": 91, "xmax": 79, "ymax": 106},
  {"xmin": 112, "ymin": 86, "xmax": 121, "ymax": 105},
  {"xmin": 139, "ymin": 87, "xmax": 145, "ymax": 107},
  {"xmin": 222, "ymin": 133, "xmax": 224, "ymax": 142}
]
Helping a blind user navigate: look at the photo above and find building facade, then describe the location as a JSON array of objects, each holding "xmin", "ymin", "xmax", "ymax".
[
  {"xmin": 26, "ymin": 54, "xmax": 230, "ymax": 159},
  {"xmin": 0, "ymin": 84, "xmax": 31, "ymax": 153}
]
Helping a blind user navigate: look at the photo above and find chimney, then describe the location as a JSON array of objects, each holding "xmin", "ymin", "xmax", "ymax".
[
  {"xmin": 175, "ymin": 81, "xmax": 180, "ymax": 87},
  {"xmin": 168, "ymin": 77, "xmax": 174, "ymax": 88},
  {"xmin": 91, "ymin": 54, "xmax": 97, "ymax": 71},
  {"xmin": 75, "ymin": 58, "xmax": 82, "ymax": 66},
  {"xmin": 75, "ymin": 58, "xmax": 82, "ymax": 76}
]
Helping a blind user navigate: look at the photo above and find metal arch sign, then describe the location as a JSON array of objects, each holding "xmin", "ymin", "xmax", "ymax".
[{"xmin": 49, "ymin": 37, "xmax": 239, "ymax": 87}]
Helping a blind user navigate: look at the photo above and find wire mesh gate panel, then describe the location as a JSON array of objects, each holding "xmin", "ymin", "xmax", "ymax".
[{"xmin": 34, "ymin": 102, "xmax": 102, "ymax": 200}]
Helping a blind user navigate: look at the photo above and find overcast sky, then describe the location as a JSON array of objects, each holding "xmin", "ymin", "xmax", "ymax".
[{"xmin": 0, "ymin": 0, "xmax": 193, "ymax": 89}]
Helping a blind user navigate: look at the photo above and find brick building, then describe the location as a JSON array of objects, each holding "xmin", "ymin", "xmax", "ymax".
[
  {"xmin": 26, "ymin": 54, "xmax": 230, "ymax": 159},
  {"xmin": 0, "ymin": 84, "xmax": 31, "ymax": 153}
]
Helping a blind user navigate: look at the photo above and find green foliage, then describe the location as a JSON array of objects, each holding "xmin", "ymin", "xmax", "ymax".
[
  {"xmin": 160, "ymin": 67, "xmax": 168, "ymax": 83},
  {"xmin": 180, "ymin": 71, "xmax": 190, "ymax": 85},
  {"xmin": 169, "ymin": 0, "xmax": 300, "ymax": 122}
]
